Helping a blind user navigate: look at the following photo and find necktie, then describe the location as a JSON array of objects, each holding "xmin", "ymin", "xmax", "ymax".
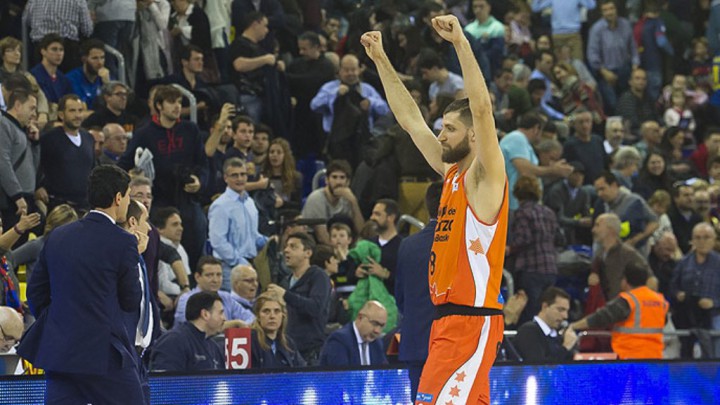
[
  {"xmin": 361, "ymin": 342, "xmax": 369, "ymax": 366},
  {"xmin": 139, "ymin": 256, "xmax": 151, "ymax": 337}
]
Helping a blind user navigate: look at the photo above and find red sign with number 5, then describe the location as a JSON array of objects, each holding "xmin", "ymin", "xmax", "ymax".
[{"xmin": 225, "ymin": 328, "xmax": 252, "ymax": 369}]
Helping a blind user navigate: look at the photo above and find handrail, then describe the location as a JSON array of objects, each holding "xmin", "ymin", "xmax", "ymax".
[
  {"xmin": 503, "ymin": 329, "xmax": 720, "ymax": 337},
  {"xmin": 21, "ymin": 12, "xmax": 29, "ymax": 70},
  {"xmin": 398, "ymin": 214, "xmax": 424, "ymax": 231},
  {"xmin": 103, "ymin": 44, "xmax": 126, "ymax": 85},
  {"xmin": 170, "ymin": 84, "xmax": 197, "ymax": 123}
]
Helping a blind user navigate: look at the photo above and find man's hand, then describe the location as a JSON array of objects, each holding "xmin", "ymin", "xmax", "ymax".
[
  {"xmin": 551, "ymin": 159, "xmax": 574, "ymax": 177},
  {"xmin": 184, "ymin": 174, "xmax": 201, "ymax": 194},
  {"xmin": 264, "ymin": 54, "xmax": 276, "ymax": 66},
  {"xmin": 503, "ymin": 290, "xmax": 527, "ymax": 326},
  {"xmin": 562, "ymin": 327, "xmax": 578, "ymax": 350},
  {"xmin": 676, "ymin": 291, "xmax": 686, "ymax": 302},
  {"xmin": 365, "ymin": 257, "xmax": 387, "ymax": 279},
  {"xmin": 267, "ymin": 283, "xmax": 286, "ymax": 298},
  {"xmin": 27, "ymin": 123, "xmax": 40, "ymax": 141},
  {"xmin": 601, "ymin": 69, "xmax": 617, "ymax": 86},
  {"xmin": 588, "ymin": 273, "xmax": 600, "ymax": 286},
  {"xmin": 359, "ymin": 99, "xmax": 370, "ymax": 111},
  {"xmin": 276, "ymin": 60, "xmax": 285, "ymax": 72},
  {"xmin": 431, "ymin": 15, "xmax": 465, "ymax": 45},
  {"xmin": 35, "ymin": 187, "xmax": 49, "ymax": 204},
  {"xmin": 355, "ymin": 264, "xmax": 369, "ymax": 279},
  {"xmin": 338, "ymin": 84, "xmax": 349, "ymax": 96},
  {"xmin": 135, "ymin": 230, "xmax": 150, "ymax": 254},
  {"xmin": 360, "ymin": 31, "xmax": 385, "ymax": 63},
  {"xmin": 333, "ymin": 186, "xmax": 356, "ymax": 201},
  {"xmin": 17, "ymin": 212, "xmax": 41, "ymax": 233},
  {"xmin": 98, "ymin": 67, "xmax": 111, "ymax": 83},
  {"xmin": 219, "ymin": 103, "xmax": 235, "ymax": 123},
  {"xmin": 15, "ymin": 197, "xmax": 27, "ymax": 216},
  {"xmin": 578, "ymin": 217, "xmax": 593, "ymax": 227}
]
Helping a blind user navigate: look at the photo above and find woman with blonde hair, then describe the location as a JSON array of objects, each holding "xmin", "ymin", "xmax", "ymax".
[
  {"xmin": 250, "ymin": 292, "xmax": 305, "ymax": 368},
  {"xmin": 262, "ymin": 138, "xmax": 303, "ymax": 210}
]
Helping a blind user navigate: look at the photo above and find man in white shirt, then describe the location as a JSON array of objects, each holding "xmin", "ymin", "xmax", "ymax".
[{"xmin": 153, "ymin": 206, "xmax": 191, "ymax": 298}]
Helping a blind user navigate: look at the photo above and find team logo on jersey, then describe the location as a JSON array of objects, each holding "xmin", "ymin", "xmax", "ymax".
[
  {"xmin": 468, "ymin": 237, "xmax": 484, "ymax": 255},
  {"xmin": 416, "ymin": 393, "xmax": 434, "ymax": 403}
]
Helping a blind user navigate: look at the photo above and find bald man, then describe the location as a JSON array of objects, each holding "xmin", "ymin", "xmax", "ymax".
[
  {"xmin": 0, "ymin": 306, "xmax": 23, "ymax": 353},
  {"xmin": 230, "ymin": 264, "xmax": 259, "ymax": 311},
  {"xmin": 319, "ymin": 300, "xmax": 388, "ymax": 366},
  {"xmin": 310, "ymin": 53, "xmax": 389, "ymax": 167},
  {"xmin": 98, "ymin": 123, "xmax": 128, "ymax": 165}
]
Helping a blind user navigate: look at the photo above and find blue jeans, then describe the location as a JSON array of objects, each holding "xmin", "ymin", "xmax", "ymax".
[
  {"xmin": 93, "ymin": 20, "xmax": 135, "ymax": 78},
  {"xmin": 239, "ymin": 93, "xmax": 263, "ymax": 123},
  {"xmin": 596, "ymin": 65, "xmax": 631, "ymax": 116},
  {"xmin": 645, "ymin": 69, "xmax": 663, "ymax": 103},
  {"xmin": 712, "ymin": 314, "xmax": 720, "ymax": 358}
]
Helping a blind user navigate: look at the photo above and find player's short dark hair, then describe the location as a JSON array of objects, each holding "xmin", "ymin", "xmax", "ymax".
[
  {"xmin": 180, "ymin": 44, "xmax": 204, "ymax": 61},
  {"xmin": 80, "ymin": 38, "xmax": 105, "ymax": 57},
  {"xmin": 443, "ymin": 98, "xmax": 472, "ymax": 127},
  {"xmin": 39, "ymin": 33, "xmax": 63, "ymax": 50},
  {"xmin": 287, "ymin": 232, "xmax": 316, "ymax": 254},
  {"xmin": 624, "ymin": 262, "xmax": 649, "ymax": 288},
  {"xmin": 311, "ymin": 244, "xmax": 335, "ymax": 267},
  {"xmin": 196, "ymin": 255, "xmax": 222, "ymax": 275},
  {"xmin": 88, "ymin": 165, "xmax": 131, "ymax": 209},
  {"xmin": 186, "ymin": 291, "xmax": 222, "ymax": 321}
]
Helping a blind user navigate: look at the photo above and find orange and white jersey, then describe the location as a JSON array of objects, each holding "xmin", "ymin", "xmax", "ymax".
[{"xmin": 428, "ymin": 164, "xmax": 508, "ymax": 309}]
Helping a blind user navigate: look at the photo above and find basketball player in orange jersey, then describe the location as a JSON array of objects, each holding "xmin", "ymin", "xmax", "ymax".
[{"xmin": 361, "ymin": 15, "xmax": 507, "ymax": 405}]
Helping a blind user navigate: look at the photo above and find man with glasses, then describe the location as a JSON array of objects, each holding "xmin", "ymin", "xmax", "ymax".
[
  {"xmin": 83, "ymin": 81, "xmax": 137, "ymax": 136},
  {"xmin": 319, "ymin": 300, "xmax": 388, "ymax": 366},
  {"xmin": 0, "ymin": 306, "xmax": 22, "ymax": 353}
]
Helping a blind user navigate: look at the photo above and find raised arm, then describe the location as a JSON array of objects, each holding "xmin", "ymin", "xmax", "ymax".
[
  {"xmin": 432, "ymin": 16, "xmax": 505, "ymax": 196},
  {"xmin": 361, "ymin": 31, "xmax": 444, "ymax": 175}
]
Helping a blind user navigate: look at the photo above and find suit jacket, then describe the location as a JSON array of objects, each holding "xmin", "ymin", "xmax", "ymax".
[
  {"xmin": 513, "ymin": 319, "xmax": 574, "ymax": 363},
  {"xmin": 319, "ymin": 322, "xmax": 387, "ymax": 366},
  {"xmin": 18, "ymin": 212, "xmax": 142, "ymax": 374},
  {"xmin": 395, "ymin": 220, "xmax": 435, "ymax": 363}
]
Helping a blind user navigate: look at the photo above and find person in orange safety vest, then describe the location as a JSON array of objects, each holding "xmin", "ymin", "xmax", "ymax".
[{"xmin": 571, "ymin": 261, "xmax": 668, "ymax": 359}]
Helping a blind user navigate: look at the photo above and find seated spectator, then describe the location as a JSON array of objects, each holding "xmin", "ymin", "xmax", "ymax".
[
  {"xmin": 29, "ymin": 34, "xmax": 73, "ymax": 107},
  {"xmin": 0, "ymin": 306, "xmax": 23, "ymax": 353},
  {"xmin": 512, "ymin": 287, "xmax": 577, "ymax": 362},
  {"xmin": 529, "ymin": 50, "xmax": 565, "ymax": 121},
  {"xmin": 262, "ymin": 138, "xmax": 303, "ymax": 211},
  {"xmin": 603, "ymin": 117, "xmax": 625, "ymax": 160},
  {"xmin": 572, "ymin": 263, "xmax": 668, "ymax": 359},
  {"xmin": 150, "ymin": 291, "xmax": 226, "ymax": 371},
  {"xmin": 319, "ymin": 300, "xmax": 388, "ymax": 366},
  {"xmin": 154, "ymin": 207, "xmax": 192, "ymax": 299},
  {"xmin": 66, "ymin": 39, "xmax": 111, "ymax": 108},
  {"xmin": 633, "ymin": 150, "xmax": 673, "ymax": 200},
  {"xmin": 230, "ymin": 264, "xmax": 259, "ymax": 311},
  {"xmin": 464, "ymin": 0, "xmax": 505, "ymax": 74},
  {"xmin": 633, "ymin": 120, "xmax": 662, "ymax": 161},
  {"xmin": 267, "ymin": 232, "xmax": 331, "ymax": 365},
  {"xmin": 312, "ymin": 243, "xmax": 348, "ymax": 326},
  {"xmin": 168, "ymin": 0, "xmax": 213, "ymax": 76},
  {"xmin": 690, "ymin": 128, "xmax": 720, "ymax": 178},
  {"xmin": 593, "ymin": 171, "xmax": 658, "ymax": 251},
  {"xmin": 250, "ymin": 292, "xmax": 306, "ymax": 369},
  {"xmin": 174, "ymin": 256, "xmax": 255, "ymax": 328},
  {"xmin": 250, "ymin": 123, "xmax": 271, "ymax": 171},
  {"xmin": 552, "ymin": 62, "xmax": 604, "ymax": 124},
  {"xmin": 507, "ymin": 176, "xmax": 560, "ymax": 325},
  {"xmin": 165, "ymin": 45, "xmax": 208, "ymax": 117},
  {"xmin": 543, "ymin": 161, "xmax": 593, "ymax": 246},
  {"xmin": 82, "ymin": 81, "xmax": 137, "ymax": 135},
  {"xmin": 660, "ymin": 127, "xmax": 695, "ymax": 179},
  {"xmin": 5, "ymin": 204, "xmax": 77, "ymax": 280},
  {"xmin": 301, "ymin": 160, "xmax": 365, "ymax": 244},
  {"xmin": 663, "ymin": 90, "xmax": 696, "ymax": 149},
  {"xmin": 208, "ymin": 157, "xmax": 270, "ymax": 291},
  {"xmin": 97, "ymin": 123, "xmax": 129, "ymax": 165},
  {"xmin": 646, "ymin": 190, "xmax": 675, "ymax": 249}
]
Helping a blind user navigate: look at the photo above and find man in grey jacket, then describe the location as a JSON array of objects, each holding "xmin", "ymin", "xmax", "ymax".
[{"xmin": 0, "ymin": 88, "xmax": 38, "ymax": 234}]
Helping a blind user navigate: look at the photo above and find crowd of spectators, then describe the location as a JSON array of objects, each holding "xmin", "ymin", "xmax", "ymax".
[{"xmin": 3, "ymin": 0, "xmax": 720, "ymax": 375}]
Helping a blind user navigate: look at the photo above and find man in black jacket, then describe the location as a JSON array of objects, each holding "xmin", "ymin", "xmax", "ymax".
[
  {"xmin": 513, "ymin": 287, "xmax": 578, "ymax": 362},
  {"xmin": 267, "ymin": 232, "xmax": 331, "ymax": 365}
]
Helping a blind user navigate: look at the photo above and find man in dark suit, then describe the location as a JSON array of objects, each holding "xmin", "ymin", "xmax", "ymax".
[
  {"xmin": 512, "ymin": 287, "xmax": 578, "ymax": 362},
  {"xmin": 319, "ymin": 300, "xmax": 388, "ymax": 366},
  {"xmin": 119, "ymin": 198, "xmax": 162, "ymax": 405},
  {"xmin": 394, "ymin": 182, "xmax": 442, "ymax": 400},
  {"xmin": 18, "ymin": 165, "xmax": 144, "ymax": 404}
]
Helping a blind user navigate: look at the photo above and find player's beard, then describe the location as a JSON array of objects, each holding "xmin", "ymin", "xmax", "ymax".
[{"xmin": 441, "ymin": 134, "xmax": 471, "ymax": 163}]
